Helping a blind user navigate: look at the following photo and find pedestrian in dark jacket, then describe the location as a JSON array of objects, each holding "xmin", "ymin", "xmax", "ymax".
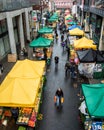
[{"xmin": 65, "ymin": 62, "xmax": 70, "ymax": 76}]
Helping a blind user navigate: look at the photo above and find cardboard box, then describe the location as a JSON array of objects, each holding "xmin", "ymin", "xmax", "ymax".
[{"xmin": 8, "ymin": 54, "xmax": 17, "ymax": 62}]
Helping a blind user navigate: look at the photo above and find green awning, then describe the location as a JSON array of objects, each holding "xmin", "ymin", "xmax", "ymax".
[
  {"xmin": 48, "ymin": 18, "xmax": 58, "ymax": 22},
  {"xmin": 82, "ymin": 84, "xmax": 104, "ymax": 118},
  {"xmin": 67, "ymin": 21, "xmax": 78, "ymax": 25},
  {"xmin": 38, "ymin": 26, "xmax": 53, "ymax": 34},
  {"xmin": 29, "ymin": 37, "xmax": 52, "ymax": 48}
]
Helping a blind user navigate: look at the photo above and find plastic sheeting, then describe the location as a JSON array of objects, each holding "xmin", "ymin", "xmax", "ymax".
[{"xmin": 78, "ymin": 63, "xmax": 95, "ymax": 78}]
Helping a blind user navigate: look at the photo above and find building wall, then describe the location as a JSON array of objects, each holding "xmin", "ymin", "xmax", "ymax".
[
  {"xmin": 53, "ymin": 0, "xmax": 73, "ymax": 9},
  {"xmin": 0, "ymin": 7, "xmax": 32, "ymax": 60}
]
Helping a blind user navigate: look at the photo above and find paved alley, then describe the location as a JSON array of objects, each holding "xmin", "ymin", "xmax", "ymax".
[{"xmin": 36, "ymin": 29, "xmax": 85, "ymax": 130}]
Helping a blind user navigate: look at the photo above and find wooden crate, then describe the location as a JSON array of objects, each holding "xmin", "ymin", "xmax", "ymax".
[{"xmin": 8, "ymin": 54, "xmax": 17, "ymax": 62}]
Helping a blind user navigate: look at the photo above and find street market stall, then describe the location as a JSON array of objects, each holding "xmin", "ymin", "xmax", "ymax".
[
  {"xmin": 74, "ymin": 37, "xmax": 97, "ymax": 50},
  {"xmin": 81, "ymin": 84, "xmax": 104, "ymax": 130},
  {"xmin": 0, "ymin": 59, "xmax": 46, "ymax": 129},
  {"xmin": 69, "ymin": 28, "xmax": 84, "ymax": 36},
  {"xmin": 29, "ymin": 37, "xmax": 53, "ymax": 65}
]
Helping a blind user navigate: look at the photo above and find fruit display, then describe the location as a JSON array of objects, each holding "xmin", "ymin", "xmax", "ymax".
[
  {"xmin": 28, "ymin": 110, "xmax": 37, "ymax": 127},
  {"xmin": 4, "ymin": 110, "xmax": 12, "ymax": 117},
  {"xmin": 17, "ymin": 116, "xmax": 29, "ymax": 124},
  {"xmin": 43, "ymin": 34, "xmax": 54, "ymax": 40},
  {"xmin": 17, "ymin": 108, "xmax": 32, "ymax": 125}
]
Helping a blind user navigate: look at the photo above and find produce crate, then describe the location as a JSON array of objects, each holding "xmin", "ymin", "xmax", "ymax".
[{"xmin": 8, "ymin": 54, "xmax": 17, "ymax": 62}]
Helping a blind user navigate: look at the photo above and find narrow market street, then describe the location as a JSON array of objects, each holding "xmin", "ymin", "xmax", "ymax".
[{"xmin": 36, "ymin": 29, "xmax": 85, "ymax": 130}]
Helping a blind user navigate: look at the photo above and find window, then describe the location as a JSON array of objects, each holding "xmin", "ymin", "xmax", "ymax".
[
  {"xmin": 3, "ymin": 35, "xmax": 10, "ymax": 53},
  {"xmin": 0, "ymin": 38, "xmax": 5, "ymax": 56}
]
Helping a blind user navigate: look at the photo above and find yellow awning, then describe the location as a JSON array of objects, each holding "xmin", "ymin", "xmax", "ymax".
[
  {"xmin": 74, "ymin": 37, "xmax": 97, "ymax": 50},
  {"xmin": 8, "ymin": 59, "xmax": 45, "ymax": 78},
  {"xmin": 0, "ymin": 77, "xmax": 40, "ymax": 107},
  {"xmin": 69, "ymin": 28, "xmax": 84, "ymax": 36},
  {"xmin": 0, "ymin": 59, "xmax": 46, "ymax": 107}
]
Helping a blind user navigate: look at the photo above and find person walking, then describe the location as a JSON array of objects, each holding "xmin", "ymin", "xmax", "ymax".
[
  {"xmin": 72, "ymin": 1, "xmax": 78, "ymax": 21},
  {"xmin": 65, "ymin": 61, "xmax": 70, "ymax": 77},
  {"xmin": 54, "ymin": 88, "xmax": 64, "ymax": 108},
  {"xmin": 54, "ymin": 56, "xmax": 59, "ymax": 68},
  {"xmin": 66, "ymin": 45, "xmax": 70, "ymax": 60}
]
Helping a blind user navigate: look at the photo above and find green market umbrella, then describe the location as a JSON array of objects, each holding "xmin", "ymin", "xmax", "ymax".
[
  {"xmin": 38, "ymin": 26, "xmax": 53, "ymax": 34},
  {"xmin": 29, "ymin": 37, "xmax": 52, "ymax": 48}
]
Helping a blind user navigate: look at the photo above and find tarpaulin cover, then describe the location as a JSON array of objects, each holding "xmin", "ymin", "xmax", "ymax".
[
  {"xmin": 69, "ymin": 28, "xmax": 84, "ymax": 36},
  {"xmin": 68, "ymin": 25, "xmax": 82, "ymax": 30},
  {"xmin": 74, "ymin": 37, "xmax": 97, "ymax": 50},
  {"xmin": 77, "ymin": 49, "xmax": 104, "ymax": 63},
  {"xmin": 0, "ymin": 77, "xmax": 40, "ymax": 107},
  {"xmin": 67, "ymin": 21, "xmax": 78, "ymax": 25},
  {"xmin": 76, "ymin": 49, "xmax": 96, "ymax": 63},
  {"xmin": 82, "ymin": 84, "xmax": 104, "ymax": 118},
  {"xmin": 38, "ymin": 26, "xmax": 53, "ymax": 34},
  {"xmin": 29, "ymin": 37, "xmax": 52, "ymax": 47},
  {"xmin": 0, "ymin": 59, "xmax": 45, "ymax": 107},
  {"xmin": 7, "ymin": 59, "xmax": 45, "ymax": 78}
]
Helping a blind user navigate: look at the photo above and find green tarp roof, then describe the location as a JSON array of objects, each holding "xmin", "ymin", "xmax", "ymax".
[
  {"xmin": 29, "ymin": 37, "xmax": 52, "ymax": 48},
  {"xmin": 38, "ymin": 26, "xmax": 53, "ymax": 34},
  {"xmin": 67, "ymin": 21, "xmax": 78, "ymax": 25},
  {"xmin": 48, "ymin": 18, "xmax": 58, "ymax": 22},
  {"xmin": 82, "ymin": 84, "xmax": 104, "ymax": 118}
]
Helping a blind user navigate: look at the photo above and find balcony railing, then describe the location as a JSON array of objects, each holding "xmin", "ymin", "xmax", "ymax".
[
  {"xmin": 0, "ymin": 0, "xmax": 36, "ymax": 12},
  {"xmin": 90, "ymin": 7, "xmax": 104, "ymax": 17}
]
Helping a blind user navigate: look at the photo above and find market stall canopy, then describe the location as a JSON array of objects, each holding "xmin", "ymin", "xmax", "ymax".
[
  {"xmin": 77, "ymin": 49, "xmax": 104, "ymax": 63},
  {"xmin": 38, "ymin": 26, "xmax": 53, "ymax": 34},
  {"xmin": 76, "ymin": 49, "xmax": 96, "ymax": 63},
  {"xmin": 67, "ymin": 21, "xmax": 78, "ymax": 25},
  {"xmin": 68, "ymin": 25, "xmax": 82, "ymax": 30},
  {"xmin": 7, "ymin": 59, "xmax": 45, "ymax": 78},
  {"xmin": 69, "ymin": 28, "xmax": 84, "ymax": 36},
  {"xmin": 48, "ymin": 18, "xmax": 58, "ymax": 22},
  {"xmin": 74, "ymin": 37, "xmax": 97, "ymax": 50},
  {"xmin": 82, "ymin": 84, "xmax": 104, "ymax": 118},
  {"xmin": 0, "ymin": 77, "xmax": 40, "ymax": 107},
  {"xmin": 29, "ymin": 37, "xmax": 52, "ymax": 48}
]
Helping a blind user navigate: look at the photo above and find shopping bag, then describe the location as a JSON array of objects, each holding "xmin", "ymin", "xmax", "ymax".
[
  {"xmin": 54, "ymin": 96, "xmax": 57, "ymax": 103},
  {"xmin": 61, "ymin": 97, "xmax": 64, "ymax": 103}
]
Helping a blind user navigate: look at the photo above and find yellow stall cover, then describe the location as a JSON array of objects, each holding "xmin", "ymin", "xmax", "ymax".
[
  {"xmin": 0, "ymin": 77, "xmax": 40, "ymax": 107},
  {"xmin": 8, "ymin": 59, "xmax": 45, "ymax": 78},
  {"xmin": 69, "ymin": 28, "xmax": 84, "ymax": 36},
  {"xmin": 0, "ymin": 59, "xmax": 46, "ymax": 107},
  {"xmin": 74, "ymin": 37, "xmax": 97, "ymax": 50}
]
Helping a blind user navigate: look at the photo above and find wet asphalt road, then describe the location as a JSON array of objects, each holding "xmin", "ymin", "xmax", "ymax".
[{"xmin": 36, "ymin": 30, "xmax": 84, "ymax": 130}]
